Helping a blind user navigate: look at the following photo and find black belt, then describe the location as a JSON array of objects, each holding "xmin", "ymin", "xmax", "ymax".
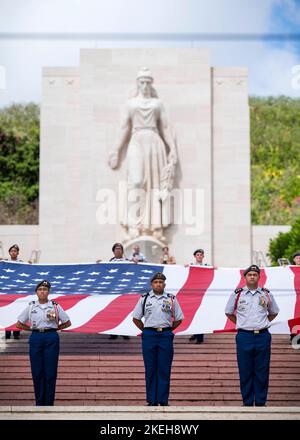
[
  {"xmin": 238, "ymin": 328, "xmax": 269, "ymax": 334},
  {"xmin": 143, "ymin": 327, "xmax": 173, "ymax": 332},
  {"xmin": 31, "ymin": 328, "xmax": 57, "ymax": 333}
]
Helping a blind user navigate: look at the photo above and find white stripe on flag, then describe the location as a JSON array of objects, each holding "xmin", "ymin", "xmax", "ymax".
[
  {"xmin": 264, "ymin": 266, "xmax": 296, "ymax": 334},
  {"xmin": 163, "ymin": 265, "xmax": 189, "ymax": 295}
]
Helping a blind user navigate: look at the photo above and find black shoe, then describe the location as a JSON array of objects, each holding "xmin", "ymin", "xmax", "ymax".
[
  {"xmin": 5, "ymin": 335, "xmax": 11, "ymax": 340},
  {"xmin": 109, "ymin": 335, "xmax": 118, "ymax": 340},
  {"xmin": 122, "ymin": 336, "xmax": 130, "ymax": 340},
  {"xmin": 159, "ymin": 402, "xmax": 169, "ymax": 406},
  {"xmin": 147, "ymin": 402, "xmax": 158, "ymax": 406},
  {"xmin": 196, "ymin": 340, "xmax": 203, "ymax": 344},
  {"xmin": 255, "ymin": 403, "xmax": 266, "ymax": 407},
  {"xmin": 13, "ymin": 335, "xmax": 20, "ymax": 340},
  {"xmin": 189, "ymin": 335, "xmax": 196, "ymax": 341}
]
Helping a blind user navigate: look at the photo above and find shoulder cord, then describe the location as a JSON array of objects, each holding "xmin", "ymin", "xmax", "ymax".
[
  {"xmin": 233, "ymin": 291, "xmax": 242, "ymax": 312},
  {"xmin": 52, "ymin": 302, "xmax": 60, "ymax": 326},
  {"xmin": 262, "ymin": 288, "xmax": 272, "ymax": 308},
  {"xmin": 142, "ymin": 292, "xmax": 150, "ymax": 316}
]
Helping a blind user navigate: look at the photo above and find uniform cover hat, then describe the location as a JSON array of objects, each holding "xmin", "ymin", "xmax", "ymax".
[
  {"xmin": 243, "ymin": 265, "xmax": 260, "ymax": 277},
  {"xmin": 35, "ymin": 280, "xmax": 51, "ymax": 291},
  {"xmin": 151, "ymin": 272, "xmax": 166, "ymax": 283}
]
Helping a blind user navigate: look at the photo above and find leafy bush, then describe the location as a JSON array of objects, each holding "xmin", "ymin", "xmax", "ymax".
[{"xmin": 269, "ymin": 217, "xmax": 300, "ymax": 265}]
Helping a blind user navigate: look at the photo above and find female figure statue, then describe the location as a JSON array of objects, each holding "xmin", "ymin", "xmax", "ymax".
[{"xmin": 109, "ymin": 67, "xmax": 177, "ymax": 241}]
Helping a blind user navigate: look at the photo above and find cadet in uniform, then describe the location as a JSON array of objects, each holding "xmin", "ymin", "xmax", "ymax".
[
  {"xmin": 16, "ymin": 280, "xmax": 71, "ymax": 406},
  {"xmin": 2, "ymin": 244, "xmax": 23, "ymax": 339},
  {"xmin": 159, "ymin": 246, "xmax": 176, "ymax": 265},
  {"xmin": 187, "ymin": 248, "xmax": 208, "ymax": 344},
  {"xmin": 132, "ymin": 272, "xmax": 184, "ymax": 406},
  {"xmin": 292, "ymin": 251, "xmax": 300, "ymax": 266},
  {"xmin": 108, "ymin": 243, "xmax": 130, "ymax": 340},
  {"xmin": 110, "ymin": 242, "xmax": 129, "ymax": 262},
  {"xmin": 225, "ymin": 265, "xmax": 279, "ymax": 406}
]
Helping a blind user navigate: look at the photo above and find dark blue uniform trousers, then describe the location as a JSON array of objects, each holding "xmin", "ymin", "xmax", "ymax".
[
  {"xmin": 29, "ymin": 331, "xmax": 59, "ymax": 406},
  {"xmin": 142, "ymin": 329, "xmax": 174, "ymax": 405},
  {"xmin": 236, "ymin": 330, "xmax": 271, "ymax": 406}
]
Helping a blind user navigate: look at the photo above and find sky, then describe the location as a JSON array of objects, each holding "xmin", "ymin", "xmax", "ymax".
[{"xmin": 0, "ymin": 0, "xmax": 300, "ymax": 107}]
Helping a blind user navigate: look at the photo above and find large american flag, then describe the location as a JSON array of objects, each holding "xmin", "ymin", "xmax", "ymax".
[{"xmin": 0, "ymin": 261, "xmax": 299, "ymax": 335}]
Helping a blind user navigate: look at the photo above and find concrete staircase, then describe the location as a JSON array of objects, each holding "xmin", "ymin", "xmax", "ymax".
[{"xmin": 0, "ymin": 333, "xmax": 299, "ymax": 406}]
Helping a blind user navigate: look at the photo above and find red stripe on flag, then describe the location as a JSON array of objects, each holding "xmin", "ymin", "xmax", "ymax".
[
  {"xmin": 289, "ymin": 267, "xmax": 300, "ymax": 334},
  {"xmin": 288, "ymin": 317, "xmax": 300, "ymax": 335},
  {"xmin": 173, "ymin": 266, "xmax": 214, "ymax": 334},
  {"xmin": 66, "ymin": 294, "xmax": 141, "ymax": 333}
]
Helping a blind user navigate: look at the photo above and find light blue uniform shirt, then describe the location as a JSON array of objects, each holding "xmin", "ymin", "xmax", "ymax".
[
  {"xmin": 109, "ymin": 257, "xmax": 129, "ymax": 262},
  {"xmin": 225, "ymin": 287, "xmax": 279, "ymax": 331},
  {"xmin": 18, "ymin": 300, "xmax": 70, "ymax": 330},
  {"xmin": 4, "ymin": 258, "xmax": 24, "ymax": 262},
  {"xmin": 129, "ymin": 252, "xmax": 147, "ymax": 262},
  {"xmin": 132, "ymin": 289, "xmax": 184, "ymax": 328}
]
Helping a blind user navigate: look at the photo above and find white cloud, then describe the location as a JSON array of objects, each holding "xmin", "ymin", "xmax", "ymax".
[
  {"xmin": 249, "ymin": 44, "xmax": 300, "ymax": 96},
  {"xmin": 273, "ymin": 0, "xmax": 300, "ymax": 26},
  {"xmin": 0, "ymin": 0, "xmax": 274, "ymax": 33},
  {"xmin": 0, "ymin": 0, "xmax": 299, "ymax": 105},
  {"xmin": 201, "ymin": 38, "xmax": 300, "ymax": 97}
]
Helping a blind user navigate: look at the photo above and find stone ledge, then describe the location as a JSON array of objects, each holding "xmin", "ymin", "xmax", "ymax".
[{"xmin": 1, "ymin": 406, "xmax": 300, "ymax": 420}]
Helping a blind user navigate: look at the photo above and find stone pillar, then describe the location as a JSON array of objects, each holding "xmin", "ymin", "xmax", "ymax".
[
  {"xmin": 212, "ymin": 67, "xmax": 251, "ymax": 267},
  {"xmin": 39, "ymin": 67, "xmax": 81, "ymax": 262}
]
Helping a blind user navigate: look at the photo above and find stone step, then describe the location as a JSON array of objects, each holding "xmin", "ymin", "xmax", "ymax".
[
  {"xmin": 1, "ymin": 405, "xmax": 300, "ymax": 420},
  {"xmin": 0, "ymin": 333, "xmax": 298, "ymax": 407}
]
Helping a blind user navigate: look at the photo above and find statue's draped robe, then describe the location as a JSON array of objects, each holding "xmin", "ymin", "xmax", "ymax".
[{"xmin": 121, "ymin": 97, "xmax": 170, "ymax": 235}]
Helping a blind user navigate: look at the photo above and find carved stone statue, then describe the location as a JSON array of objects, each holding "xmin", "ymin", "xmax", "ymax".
[{"xmin": 109, "ymin": 67, "xmax": 177, "ymax": 241}]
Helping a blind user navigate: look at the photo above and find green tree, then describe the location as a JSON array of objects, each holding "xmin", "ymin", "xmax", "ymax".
[
  {"xmin": 269, "ymin": 217, "xmax": 300, "ymax": 265},
  {"xmin": 0, "ymin": 103, "xmax": 39, "ymax": 223},
  {"xmin": 250, "ymin": 96, "xmax": 300, "ymax": 225}
]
